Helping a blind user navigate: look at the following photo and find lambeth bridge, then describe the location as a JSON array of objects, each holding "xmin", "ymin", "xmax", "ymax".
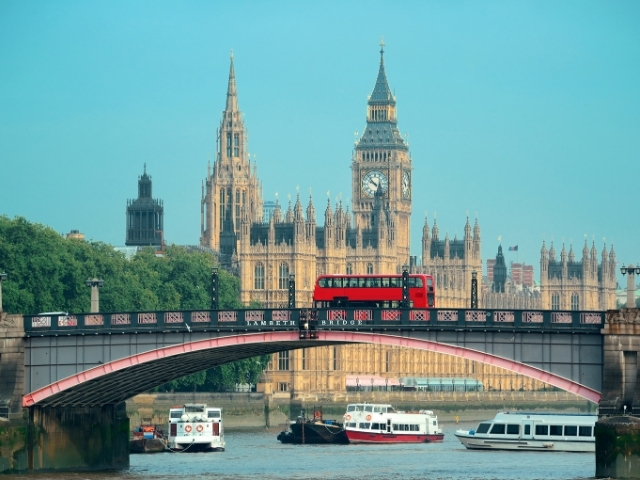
[
  {"xmin": 21, "ymin": 307, "xmax": 607, "ymax": 407},
  {"xmin": 2, "ymin": 305, "xmax": 639, "ymax": 474}
]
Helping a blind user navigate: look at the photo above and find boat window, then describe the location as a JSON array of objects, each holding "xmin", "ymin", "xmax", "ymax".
[
  {"xmin": 387, "ymin": 407, "xmax": 396, "ymax": 413},
  {"xmin": 476, "ymin": 423, "xmax": 491, "ymax": 434},
  {"xmin": 371, "ymin": 423, "xmax": 381, "ymax": 430},
  {"xmin": 347, "ymin": 405, "xmax": 357, "ymax": 412},
  {"xmin": 549, "ymin": 425, "xmax": 562, "ymax": 436},
  {"xmin": 170, "ymin": 411, "xmax": 183, "ymax": 418},
  {"xmin": 364, "ymin": 405, "xmax": 373, "ymax": 412},
  {"xmin": 579, "ymin": 426, "xmax": 592, "ymax": 437},
  {"xmin": 433, "ymin": 421, "xmax": 437, "ymax": 426},
  {"xmin": 185, "ymin": 405, "xmax": 205, "ymax": 413},
  {"xmin": 489, "ymin": 424, "xmax": 505, "ymax": 434},
  {"xmin": 373, "ymin": 406, "xmax": 384, "ymax": 413},
  {"xmin": 208, "ymin": 410, "xmax": 221, "ymax": 418},
  {"xmin": 347, "ymin": 422, "xmax": 356, "ymax": 428},
  {"xmin": 410, "ymin": 425, "xmax": 419, "ymax": 432},
  {"xmin": 524, "ymin": 425, "xmax": 531, "ymax": 435},
  {"xmin": 358, "ymin": 423, "xmax": 371, "ymax": 429},
  {"xmin": 564, "ymin": 426, "xmax": 577, "ymax": 436},
  {"xmin": 506, "ymin": 424, "xmax": 519, "ymax": 435},
  {"xmin": 535, "ymin": 425, "xmax": 548, "ymax": 435}
]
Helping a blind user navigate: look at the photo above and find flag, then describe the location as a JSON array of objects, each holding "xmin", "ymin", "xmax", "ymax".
[{"xmin": 508, "ymin": 245, "xmax": 518, "ymax": 251}]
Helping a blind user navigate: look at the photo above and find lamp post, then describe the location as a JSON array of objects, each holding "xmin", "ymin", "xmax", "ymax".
[
  {"xmin": 211, "ymin": 266, "xmax": 219, "ymax": 310},
  {"xmin": 470, "ymin": 271, "xmax": 478, "ymax": 308},
  {"xmin": 85, "ymin": 278, "xmax": 104, "ymax": 313},
  {"xmin": 620, "ymin": 264, "xmax": 640, "ymax": 308},
  {"xmin": 0, "ymin": 272, "xmax": 7, "ymax": 312}
]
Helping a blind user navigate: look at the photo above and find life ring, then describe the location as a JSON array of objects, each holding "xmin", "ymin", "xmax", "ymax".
[
  {"xmin": 196, "ymin": 424, "xmax": 204, "ymax": 432},
  {"xmin": 314, "ymin": 411, "xmax": 321, "ymax": 419},
  {"xmin": 184, "ymin": 424, "xmax": 192, "ymax": 433},
  {"xmin": 345, "ymin": 414, "xmax": 352, "ymax": 421},
  {"xmin": 366, "ymin": 414, "xmax": 372, "ymax": 421}
]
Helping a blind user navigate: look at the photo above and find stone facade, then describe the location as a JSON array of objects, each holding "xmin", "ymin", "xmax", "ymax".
[{"xmin": 540, "ymin": 241, "xmax": 617, "ymax": 311}]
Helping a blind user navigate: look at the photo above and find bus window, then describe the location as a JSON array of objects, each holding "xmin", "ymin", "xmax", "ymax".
[
  {"xmin": 347, "ymin": 277, "xmax": 358, "ymax": 288},
  {"xmin": 414, "ymin": 277, "xmax": 423, "ymax": 287},
  {"xmin": 389, "ymin": 277, "xmax": 399, "ymax": 288},
  {"xmin": 365, "ymin": 278, "xmax": 375, "ymax": 287},
  {"xmin": 357, "ymin": 277, "xmax": 366, "ymax": 288},
  {"xmin": 331, "ymin": 277, "xmax": 343, "ymax": 288},
  {"xmin": 381, "ymin": 277, "xmax": 390, "ymax": 287},
  {"xmin": 371, "ymin": 277, "xmax": 381, "ymax": 287},
  {"xmin": 319, "ymin": 278, "xmax": 328, "ymax": 288}
]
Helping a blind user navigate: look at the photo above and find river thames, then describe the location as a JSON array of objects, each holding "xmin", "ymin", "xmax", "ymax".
[{"xmin": 9, "ymin": 422, "xmax": 595, "ymax": 480}]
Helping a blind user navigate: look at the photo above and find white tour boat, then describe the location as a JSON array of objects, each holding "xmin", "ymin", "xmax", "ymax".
[
  {"xmin": 454, "ymin": 411, "xmax": 596, "ymax": 452},
  {"xmin": 167, "ymin": 404, "xmax": 225, "ymax": 452},
  {"xmin": 343, "ymin": 403, "xmax": 444, "ymax": 444}
]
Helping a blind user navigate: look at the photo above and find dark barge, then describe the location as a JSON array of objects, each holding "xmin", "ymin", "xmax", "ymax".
[{"xmin": 277, "ymin": 408, "xmax": 348, "ymax": 444}]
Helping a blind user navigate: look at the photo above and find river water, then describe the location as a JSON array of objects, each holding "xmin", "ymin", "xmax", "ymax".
[{"xmin": 9, "ymin": 422, "xmax": 595, "ymax": 480}]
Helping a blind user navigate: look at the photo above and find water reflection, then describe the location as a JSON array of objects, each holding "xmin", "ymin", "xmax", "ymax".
[{"xmin": 9, "ymin": 423, "xmax": 594, "ymax": 480}]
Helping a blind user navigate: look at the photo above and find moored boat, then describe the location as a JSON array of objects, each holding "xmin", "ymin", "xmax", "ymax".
[
  {"xmin": 130, "ymin": 424, "xmax": 166, "ymax": 453},
  {"xmin": 277, "ymin": 408, "xmax": 348, "ymax": 444},
  {"xmin": 343, "ymin": 403, "xmax": 443, "ymax": 444},
  {"xmin": 167, "ymin": 404, "xmax": 225, "ymax": 452},
  {"xmin": 454, "ymin": 411, "xmax": 596, "ymax": 452}
]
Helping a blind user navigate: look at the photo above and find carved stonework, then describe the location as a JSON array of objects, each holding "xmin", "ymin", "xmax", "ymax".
[{"xmin": 606, "ymin": 308, "xmax": 640, "ymax": 324}]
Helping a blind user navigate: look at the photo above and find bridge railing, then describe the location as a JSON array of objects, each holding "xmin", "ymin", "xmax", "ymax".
[{"xmin": 23, "ymin": 308, "xmax": 604, "ymax": 336}]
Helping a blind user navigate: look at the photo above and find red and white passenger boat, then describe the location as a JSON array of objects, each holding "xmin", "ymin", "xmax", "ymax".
[{"xmin": 342, "ymin": 403, "xmax": 444, "ymax": 444}]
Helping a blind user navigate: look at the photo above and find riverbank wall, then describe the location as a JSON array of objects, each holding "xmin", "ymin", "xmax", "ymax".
[{"xmin": 124, "ymin": 390, "xmax": 593, "ymax": 431}]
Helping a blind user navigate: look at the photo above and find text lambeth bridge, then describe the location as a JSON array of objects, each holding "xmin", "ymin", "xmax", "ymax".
[{"xmin": 2, "ymin": 305, "xmax": 639, "ymax": 476}]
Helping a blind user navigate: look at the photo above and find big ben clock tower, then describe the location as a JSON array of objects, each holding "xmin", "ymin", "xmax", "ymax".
[{"xmin": 351, "ymin": 40, "xmax": 412, "ymax": 267}]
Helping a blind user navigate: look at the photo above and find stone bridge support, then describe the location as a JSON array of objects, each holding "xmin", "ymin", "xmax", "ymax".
[
  {"xmin": 596, "ymin": 309, "xmax": 640, "ymax": 479},
  {"xmin": 28, "ymin": 403, "xmax": 129, "ymax": 471}
]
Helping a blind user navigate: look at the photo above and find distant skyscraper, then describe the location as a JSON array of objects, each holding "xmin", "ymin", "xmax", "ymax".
[{"xmin": 125, "ymin": 164, "xmax": 164, "ymax": 247}]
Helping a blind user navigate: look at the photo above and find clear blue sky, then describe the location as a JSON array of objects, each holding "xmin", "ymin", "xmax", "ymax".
[{"xmin": 1, "ymin": 1, "xmax": 639, "ymax": 286}]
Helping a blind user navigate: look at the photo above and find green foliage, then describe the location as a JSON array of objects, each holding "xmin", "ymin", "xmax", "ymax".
[{"xmin": 0, "ymin": 215, "xmax": 266, "ymax": 391}]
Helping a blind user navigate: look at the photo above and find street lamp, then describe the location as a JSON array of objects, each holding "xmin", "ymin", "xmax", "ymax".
[
  {"xmin": 0, "ymin": 272, "xmax": 7, "ymax": 312},
  {"xmin": 620, "ymin": 264, "xmax": 640, "ymax": 308},
  {"xmin": 85, "ymin": 278, "xmax": 104, "ymax": 313}
]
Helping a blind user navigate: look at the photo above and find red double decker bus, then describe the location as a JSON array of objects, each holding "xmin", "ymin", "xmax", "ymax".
[{"xmin": 312, "ymin": 274, "xmax": 435, "ymax": 308}]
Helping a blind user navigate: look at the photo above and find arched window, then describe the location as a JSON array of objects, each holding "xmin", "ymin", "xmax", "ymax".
[
  {"xmin": 254, "ymin": 263, "xmax": 265, "ymax": 290},
  {"xmin": 571, "ymin": 293, "xmax": 579, "ymax": 310},
  {"xmin": 367, "ymin": 263, "xmax": 374, "ymax": 274},
  {"xmin": 278, "ymin": 262, "xmax": 289, "ymax": 289},
  {"xmin": 346, "ymin": 263, "xmax": 353, "ymax": 275},
  {"xmin": 551, "ymin": 293, "xmax": 560, "ymax": 310}
]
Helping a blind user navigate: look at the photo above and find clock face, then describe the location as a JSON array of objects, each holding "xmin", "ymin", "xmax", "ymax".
[
  {"xmin": 402, "ymin": 171, "xmax": 411, "ymax": 199},
  {"xmin": 361, "ymin": 170, "xmax": 388, "ymax": 197}
]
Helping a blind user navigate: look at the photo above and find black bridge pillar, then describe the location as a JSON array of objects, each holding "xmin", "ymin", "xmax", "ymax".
[
  {"xmin": 28, "ymin": 403, "xmax": 130, "ymax": 472},
  {"xmin": 596, "ymin": 309, "xmax": 640, "ymax": 478}
]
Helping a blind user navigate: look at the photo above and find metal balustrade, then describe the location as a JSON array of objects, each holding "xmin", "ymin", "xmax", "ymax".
[{"xmin": 23, "ymin": 308, "xmax": 605, "ymax": 336}]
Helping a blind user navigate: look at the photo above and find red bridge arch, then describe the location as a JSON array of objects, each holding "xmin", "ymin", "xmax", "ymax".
[{"xmin": 23, "ymin": 331, "xmax": 601, "ymax": 407}]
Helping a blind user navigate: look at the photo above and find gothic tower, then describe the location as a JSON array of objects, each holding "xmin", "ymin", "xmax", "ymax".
[
  {"xmin": 351, "ymin": 41, "xmax": 411, "ymax": 269},
  {"xmin": 200, "ymin": 52, "xmax": 263, "ymax": 263},
  {"xmin": 126, "ymin": 164, "xmax": 164, "ymax": 247}
]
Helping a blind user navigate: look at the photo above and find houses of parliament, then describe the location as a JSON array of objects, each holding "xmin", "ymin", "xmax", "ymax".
[{"xmin": 128, "ymin": 46, "xmax": 616, "ymax": 396}]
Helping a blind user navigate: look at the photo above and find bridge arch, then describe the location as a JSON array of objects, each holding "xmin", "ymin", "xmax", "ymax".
[{"xmin": 23, "ymin": 331, "xmax": 601, "ymax": 408}]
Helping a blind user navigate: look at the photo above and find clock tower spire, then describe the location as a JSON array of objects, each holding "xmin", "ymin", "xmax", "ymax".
[{"xmin": 351, "ymin": 40, "xmax": 412, "ymax": 268}]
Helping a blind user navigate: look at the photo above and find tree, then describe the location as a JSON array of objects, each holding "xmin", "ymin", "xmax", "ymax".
[{"xmin": 0, "ymin": 215, "xmax": 268, "ymax": 390}]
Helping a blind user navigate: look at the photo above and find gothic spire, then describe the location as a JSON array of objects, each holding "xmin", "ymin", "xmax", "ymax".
[
  {"xmin": 370, "ymin": 38, "xmax": 394, "ymax": 104},
  {"xmin": 225, "ymin": 50, "xmax": 239, "ymax": 113}
]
